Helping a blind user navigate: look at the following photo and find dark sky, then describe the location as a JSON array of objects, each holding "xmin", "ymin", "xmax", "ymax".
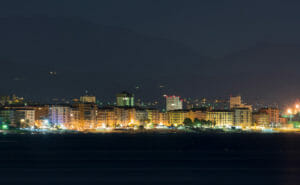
[
  {"xmin": 2, "ymin": 0, "xmax": 300, "ymax": 56},
  {"xmin": 1, "ymin": 0, "xmax": 300, "ymax": 105}
]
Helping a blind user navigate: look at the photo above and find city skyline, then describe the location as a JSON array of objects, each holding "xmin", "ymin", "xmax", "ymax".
[
  {"xmin": 2, "ymin": 1, "xmax": 300, "ymax": 184},
  {"xmin": 1, "ymin": 92, "xmax": 299, "ymax": 131}
]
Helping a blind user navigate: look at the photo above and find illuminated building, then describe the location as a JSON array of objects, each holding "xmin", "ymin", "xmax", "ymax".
[
  {"xmin": 165, "ymin": 95, "xmax": 183, "ymax": 111},
  {"xmin": 116, "ymin": 92, "xmax": 134, "ymax": 107},
  {"xmin": 259, "ymin": 108, "xmax": 280, "ymax": 125},
  {"xmin": 0, "ymin": 96, "xmax": 10, "ymax": 106},
  {"xmin": 98, "ymin": 107, "xmax": 148, "ymax": 128},
  {"xmin": 2, "ymin": 105, "xmax": 48, "ymax": 128},
  {"xmin": 70, "ymin": 108, "xmax": 80, "ymax": 130},
  {"xmin": 32, "ymin": 105, "xmax": 49, "ymax": 121},
  {"xmin": 48, "ymin": 105, "xmax": 71, "ymax": 128},
  {"xmin": 230, "ymin": 96, "xmax": 242, "ymax": 108},
  {"xmin": 80, "ymin": 95, "xmax": 96, "ymax": 104},
  {"xmin": 0, "ymin": 109, "xmax": 15, "ymax": 126},
  {"xmin": 230, "ymin": 96, "xmax": 252, "ymax": 111},
  {"xmin": 3, "ymin": 105, "xmax": 48, "ymax": 121},
  {"xmin": 74, "ymin": 103, "xmax": 97, "ymax": 130},
  {"xmin": 114, "ymin": 107, "xmax": 136, "ymax": 127},
  {"xmin": 97, "ymin": 107, "xmax": 116, "ymax": 128},
  {"xmin": 135, "ymin": 108, "xmax": 148, "ymax": 125},
  {"xmin": 146, "ymin": 108, "xmax": 160, "ymax": 124},
  {"xmin": 0, "ymin": 108, "xmax": 35, "ymax": 128},
  {"xmin": 201, "ymin": 98, "xmax": 207, "ymax": 106},
  {"xmin": 168, "ymin": 110, "xmax": 188, "ymax": 126},
  {"xmin": 233, "ymin": 108, "xmax": 252, "ymax": 127},
  {"xmin": 188, "ymin": 108, "xmax": 207, "ymax": 121},
  {"xmin": 15, "ymin": 109, "xmax": 35, "ymax": 128},
  {"xmin": 252, "ymin": 112, "xmax": 270, "ymax": 127},
  {"xmin": 11, "ymin": 94, "xmax": 24, "ymax": 104},
  {"xmin": 0, "ymin": 95, "xmax": 24, "ymax": 105},
  {"xmin": 206, "ymin": 110, "xmax": 233, "ymax": 127},
  {"xmin": 279, "ymin": 117, "xmax": 288, "ymax": 126},
  {"xmin": 159, "ymin": 112, "xmax": 169, "ymax": 126}
]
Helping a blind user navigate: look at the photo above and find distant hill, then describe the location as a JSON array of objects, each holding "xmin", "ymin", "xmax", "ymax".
[
  {"xmin": 1, "ymin": 16, "xmax": 300, "ymax": 104},
  {"xmin": 211, "ymin": 42, "xmax": 300, "ymax": 103},
  {"xmin": 0, "ymin": 16, "xmax": 211, "ymax": 100},
  {"xmin": 0, "ymin": 16, "xmax": 211, "ymax": 71}
]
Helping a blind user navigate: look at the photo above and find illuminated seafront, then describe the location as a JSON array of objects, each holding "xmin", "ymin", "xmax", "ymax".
[{"xmin": 2, "ymin": 126, "xmax": 300, "ymax": 135}]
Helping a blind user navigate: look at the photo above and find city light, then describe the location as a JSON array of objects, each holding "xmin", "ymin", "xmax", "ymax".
[{"xmin": 0, "ymin": 94, "xmax": 299, "ymax": 132}]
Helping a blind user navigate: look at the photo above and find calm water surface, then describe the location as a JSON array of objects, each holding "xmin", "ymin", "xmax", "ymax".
[{"xmin": 0, "ymin": 132, "xmax": 299, "ymax": 185}]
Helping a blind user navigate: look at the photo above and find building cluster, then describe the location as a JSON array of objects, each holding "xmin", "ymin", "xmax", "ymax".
[{"xmin": 0, "ymin": 93, "xmax": 291, "ymax": 131}]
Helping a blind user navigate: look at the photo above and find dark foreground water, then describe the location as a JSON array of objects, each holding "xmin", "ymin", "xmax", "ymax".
[{"xmin": 0, "ymin": 132, "xmax": 300, "ymax": 185}]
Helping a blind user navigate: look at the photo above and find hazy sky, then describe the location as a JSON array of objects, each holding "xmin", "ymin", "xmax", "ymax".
[
  {"xmin": 1, "ymin": 0, "xmax": 300, "ymax": 56},
  {"xmin": 1, "ymin": 0, "xmax": 300, "ymax": 105}
]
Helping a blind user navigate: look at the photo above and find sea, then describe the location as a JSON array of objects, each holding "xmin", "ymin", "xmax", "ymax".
[{"xmin": 0, "ymin": 130, "xmax": 299, "ymax": 185}]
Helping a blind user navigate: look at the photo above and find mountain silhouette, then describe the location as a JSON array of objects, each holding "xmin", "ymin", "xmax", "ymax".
[{"xmin": 0, "ymin": 16, "xmax": 211, "ymax": 100}]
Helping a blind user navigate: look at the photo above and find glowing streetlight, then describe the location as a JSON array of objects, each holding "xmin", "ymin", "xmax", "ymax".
[{"xmin": 287, "ymin": 108, "xmax": 293, "ymax": 122}]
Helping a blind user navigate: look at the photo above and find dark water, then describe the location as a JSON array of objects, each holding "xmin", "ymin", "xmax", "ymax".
[{"xmin": 0, "ymin": 132, "xmax": 300, "ymax": 185}]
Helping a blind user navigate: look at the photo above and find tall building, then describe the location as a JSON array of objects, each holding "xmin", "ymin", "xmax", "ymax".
[
  {"xmin": 69, "ymin": 108, "xmax": 80, "ymax": 130},
  {"xmin": 116, "ymin": 92, "xmax": 134, "ymax": 107},
  {"xmin": 97, "ymin": 107, "xmax": 116, "ymax": 128},
  {"xmin": 75, "ymin": 103, "xmax": 97, "ymax": 130},
  {"xmin": 165, "ymin": 95, "xmax": 183, "ymax": 111},
  {"xmin": 48, "ymin": 105, "xmax": 71, "ymax": 128}
]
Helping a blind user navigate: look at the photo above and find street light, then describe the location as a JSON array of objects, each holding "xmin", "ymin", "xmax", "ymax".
[{"xmin": 287, "ymin": 109, "xmax": 293, "ymax": 121}]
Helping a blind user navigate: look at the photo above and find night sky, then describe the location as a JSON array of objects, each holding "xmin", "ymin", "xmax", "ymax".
[{"xmin": 1, "ymin": 0, "xmax": 300, "ymax": 105}]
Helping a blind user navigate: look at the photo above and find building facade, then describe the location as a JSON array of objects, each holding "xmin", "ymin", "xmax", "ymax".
[
  {"xmin": 80, "ymin": 95, "xmax": 96, "ymax": 104},
  {"xmin": 48, "ymin": 105, "xmax": 71, "ymax": 128},
  {"xmin": 15, "ymin": 109, "xmax": 35, "ymax": 128},
  {"xmin": 168, "ymin": 110, "xmax": 188, "ymax": 126},
  {"xmin": 165, "ymin": 95, "xmax": 183, "ymax": 111},
  {"xmin": 146, "ymin": 108, "xmax": 160, "ymax": 124},
  {"xmin": 259, "ymin": 108, "xmax": 280, "ymax": 125},
  {"xmin": 116, "ymin": 92, "xmax": 134, "ymax": 107},
  {"xmin": 188, "ymin": 108, "xmax": 207, "ymax": 122},
  {"xmin": 252, "ymin": 112, "xmax": 269, "ymax": 127},
  {"xmin": 233, "ymin": 108, "xmax": 252, "ymax": 127},
  {"xmin": 230, "ymin": 96, "xmax": 252, "ymax": 111},
  {"xmin": 206, "ymin": 110, "xmax": 233, "ymax": 127}
]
